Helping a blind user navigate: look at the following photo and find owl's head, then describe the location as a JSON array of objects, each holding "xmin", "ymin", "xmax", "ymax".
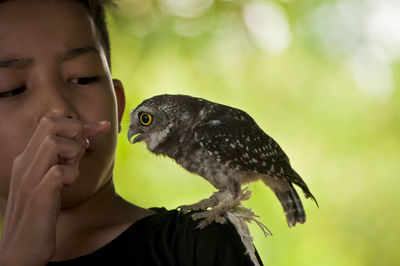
[
  {"xmin": 128, "ymin": 98, "xmax": 168, "ymax": 149},
  {"xmin": 128, "ymin": 94, "xmax": 208, "ymax": 151},
  {"xmin": 128, "ymin": 94, "xmax": 194, "ymax": 151}
]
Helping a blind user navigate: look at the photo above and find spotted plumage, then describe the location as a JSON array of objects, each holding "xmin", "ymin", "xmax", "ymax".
[{"xmin": 128, "ymin": 94, "xmax": 318, "ymax": 228}]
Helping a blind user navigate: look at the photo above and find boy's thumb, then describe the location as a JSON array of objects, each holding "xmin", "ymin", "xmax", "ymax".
[{"xmin": 84, "ymin": 121, "xmax": 111, "ymax": 139}]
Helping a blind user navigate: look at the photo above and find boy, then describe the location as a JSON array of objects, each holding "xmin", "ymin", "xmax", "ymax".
[{"xmin": 0, "ymin": 0, "xmax": 262, "ymax": 265}]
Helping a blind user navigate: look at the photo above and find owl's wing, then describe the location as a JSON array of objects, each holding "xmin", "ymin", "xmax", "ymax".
[{"xmin": 194, "ymin": 118, "xmax": 290, "ymax": 175}]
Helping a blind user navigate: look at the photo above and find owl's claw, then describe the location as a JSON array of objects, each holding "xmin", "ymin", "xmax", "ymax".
[
  {"xmin": 178, "ymin": 203, "xmax": 206, "ymax": 213},
  {"xmin": 191, "ymin": 210, "xmax": 209, "ymax": 220},
  {"xmin": 183, "ymin": 188, "xmax": 253, "ymax": 229},
  {"xmin": 193, "ymin": 210, "xmax": 227, "ymax": 229},
  {"xmin": 177, "ymin": 205, "xmax": 190, "ymax": 213},
  {"xmin": 178, "ymin": 192, "xmax": 221, "ymax": 213}
]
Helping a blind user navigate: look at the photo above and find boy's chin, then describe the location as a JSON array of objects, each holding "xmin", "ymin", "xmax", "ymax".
[
  {"xmin": 59, "ymin": 148, "xmax": 115, "ymax": 209},
  {"xmin": 59, "ymin": 187, "xmax": 92, "ymax": 209},
  {"xmin": 59, "ymin": 180, "xmax": 102, "ymax": 209}
]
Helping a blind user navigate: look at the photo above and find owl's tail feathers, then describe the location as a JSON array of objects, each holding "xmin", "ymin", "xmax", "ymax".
[
  {"xmin": 273, "ymin": 183, "xmax": 306, "ymax": 227},
  {"xmin": 290, "ymin": 171, "xmax": 319, "ymax": 208},
  {"xmin": 302, "ymin": 188, "xmax": 319, "ymax": 208}
]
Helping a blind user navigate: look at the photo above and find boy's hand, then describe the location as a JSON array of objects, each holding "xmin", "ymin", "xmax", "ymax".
[{"xmin": 0, "ymin": 117, "xmax": 110, "ymax": 266}]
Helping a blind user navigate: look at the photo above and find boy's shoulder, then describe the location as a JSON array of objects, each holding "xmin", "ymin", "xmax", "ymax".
[
  {"xmin": 48, "ymin": 207, "xmax": 261, "ymax": 266},
  {"xmin": 122, "ymin": 207, "xmax": 261, "ymax": 265},
  {"xmin": 143, "ymin": 207, "xmax": 246, "ymax": 243}
]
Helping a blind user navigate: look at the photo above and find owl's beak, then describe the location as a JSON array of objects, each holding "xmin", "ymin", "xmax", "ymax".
[{"xmin": 127, "ymin": 127, "xmax": 143, "ymax": 144}]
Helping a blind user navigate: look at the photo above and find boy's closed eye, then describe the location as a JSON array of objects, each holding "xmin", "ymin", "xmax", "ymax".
[
  {"xmin": 68, "ymin": 76, "xmax": 101, "ymax": 86},
  {"xmin": 0, "ymin": 85, "xmax": 27, "ymax": 98}
]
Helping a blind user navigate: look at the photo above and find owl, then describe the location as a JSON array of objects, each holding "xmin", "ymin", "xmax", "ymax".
[{"xmin": 128, "ymin": 94, "xmax": 318, "ymax": 229}]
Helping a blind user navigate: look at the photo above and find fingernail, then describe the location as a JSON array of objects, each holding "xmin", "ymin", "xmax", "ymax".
[{"xmin": 96, "ymin": 121, "xmax": 111, "ymax": 127}]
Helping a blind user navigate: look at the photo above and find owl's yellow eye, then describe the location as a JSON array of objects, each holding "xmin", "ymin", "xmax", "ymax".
[{"xmin": 139, "ymin": 112, "xmax": 152, "ymax": 126}]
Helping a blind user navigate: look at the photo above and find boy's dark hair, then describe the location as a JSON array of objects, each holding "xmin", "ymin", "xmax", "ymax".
[{"xmin": 79, "ymin": 0, "xmax": 115, "ymax": 69}]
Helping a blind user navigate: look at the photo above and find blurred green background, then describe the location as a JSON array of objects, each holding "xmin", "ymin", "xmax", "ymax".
[{"xmin": 112, "ymin": 0, "xmax": 398, "ymax": 265}]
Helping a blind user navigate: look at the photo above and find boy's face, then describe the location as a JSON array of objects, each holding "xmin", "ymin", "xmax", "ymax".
[{"xmin": 0, "ymin": 0, "xmax": 124, "ymax": 209}]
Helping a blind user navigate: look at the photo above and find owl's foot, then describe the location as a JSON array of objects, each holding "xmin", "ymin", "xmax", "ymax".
[
  {"xmin": 178, "ymin": 202, "xmax": 210, "ymax": 214},
  {"xmin": 180, "ymin": 188, "xmax": 253, "ymax": 229},
  {"xmin": 192, "ymin": 209, "xmax": 228, "ymax": 229},
  {"xmin": 191, "ymin": 189, "xmax": 252, "ymax": 229},
  {"xmin": 178, "ymin": 191, "xmax": 221, "ymax": 213}
]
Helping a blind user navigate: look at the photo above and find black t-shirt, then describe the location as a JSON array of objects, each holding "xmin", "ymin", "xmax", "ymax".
[{"xmin": 47, "ymin": 208, "xmax": 263, "ymax": 266}]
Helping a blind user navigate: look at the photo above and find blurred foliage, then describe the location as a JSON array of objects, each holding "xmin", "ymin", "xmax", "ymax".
[{"xmin": 111, "ymin": 0, "xmax": 400, "ymax": 265}]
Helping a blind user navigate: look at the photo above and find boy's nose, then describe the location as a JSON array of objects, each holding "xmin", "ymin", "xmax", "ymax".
[{"xmin": 39, "ymin": 84, "xmax": 78, "ymax": 120}]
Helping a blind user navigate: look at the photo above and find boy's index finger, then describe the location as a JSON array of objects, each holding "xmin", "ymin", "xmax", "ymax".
[
  {"xmin": 84, "ymin": 121, "xmax": 111, "ymax": 139},
  {"xmin": 40, "ymin": 116, "xmax": 88, "ymax": 146},
  {"xmin": 22, "ymin": 117, "xmax": 88, "ymax": 162}
]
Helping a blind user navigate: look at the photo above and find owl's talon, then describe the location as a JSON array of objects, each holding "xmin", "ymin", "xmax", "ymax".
[
  {"xmin": 196, "ymin": 220, "xmax": 207, "ymax": 229},
  {"xmin": 191, "ymin": 211, "xmax": 208, "ymax": 220},
  {"xmin": 192, "ymin": 210, "xmax": 227, "ymax": 229},
  {"xmin": 215, "ymin": 215, "xmax": 227, "ymax": 224},
  {"xmin": 178, "ymin": 203, "xmax": 207, "ymax": 214},
  {"xmin": 196, "ymin": 215, "xmax": 216, "ymax": 229},
  {"xmin": 177, "ymin": 205, "xmax": 190, "ymax": 213}
]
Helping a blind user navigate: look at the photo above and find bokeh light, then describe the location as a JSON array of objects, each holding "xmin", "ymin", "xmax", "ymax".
[
  {"xmin": 243, "ymin": 1, "xmax": 291, "ymax": 54},
  {"xmin": 158, "ymin": 0, "xmax": 214, "ymax": 18},
  {"xmin": 309, "ymin": 0, "xmax": 400, "ymax": 101},
  {"xmin": 243, "ymin": 1, "xmax": 291, "ymax": 55}
]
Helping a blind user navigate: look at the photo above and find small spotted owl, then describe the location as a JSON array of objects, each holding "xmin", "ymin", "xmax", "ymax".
[{"xmin": 128, "ymin": 94, "xmax": 318, "ymax": 228}]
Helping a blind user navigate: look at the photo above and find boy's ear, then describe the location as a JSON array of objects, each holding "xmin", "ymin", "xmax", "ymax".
[{"xmin": 112, "ymin": 79, "xmax": 125, "ymax": 133}]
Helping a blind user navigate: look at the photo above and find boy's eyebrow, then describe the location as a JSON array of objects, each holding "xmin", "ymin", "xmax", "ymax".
[
  {"xmin": 0, "ymin": 58, "xmax": 33, "ymax": 68},
  {"xmin": 59, "ymin": 45, "xmax": 100, "ymax": 61}
]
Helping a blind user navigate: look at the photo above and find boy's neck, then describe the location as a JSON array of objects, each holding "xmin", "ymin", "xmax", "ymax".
[
  {"xmin": 58, "ymin": 178, "xmax": 119, "ymax": 227},
  {"xmin": 53, "ymin": 178, "xmax": 155, "ymax": 261}
]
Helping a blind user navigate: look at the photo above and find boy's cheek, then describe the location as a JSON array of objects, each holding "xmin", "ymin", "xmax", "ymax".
[
  {"xmin": 0, "ymin": 128, "xmax": 29, "ymax": 162},
  {"xmin": 0, "ymin": 141, "xmax": 25, "ymax": 199}
]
